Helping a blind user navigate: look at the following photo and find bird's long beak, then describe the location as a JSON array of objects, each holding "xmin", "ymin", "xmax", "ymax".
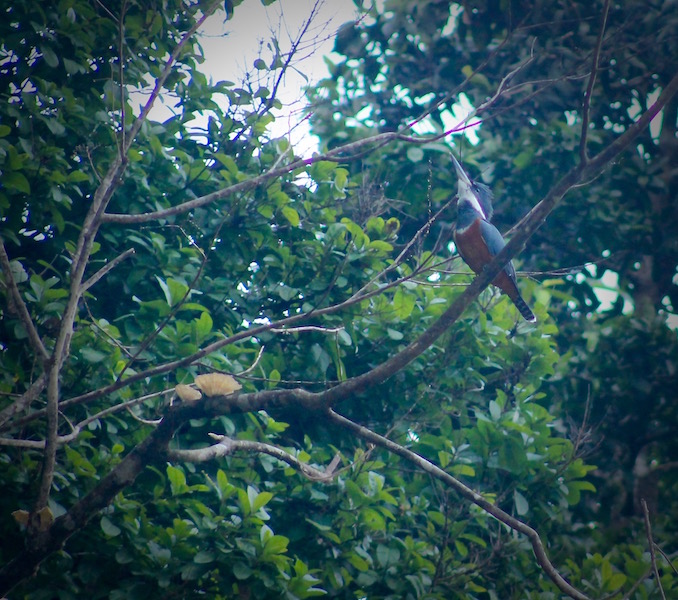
[
  {"xmin": 450, "ymin": 153, "xmax": 486, "ymax": 218},
  {"xmin": 450, "ymin": 153, "xmax": 472, "ymax": 187}
]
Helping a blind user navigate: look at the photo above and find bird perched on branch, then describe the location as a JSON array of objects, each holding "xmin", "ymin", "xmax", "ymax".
[{"xmin": 451, "ymin": 154, "xmax": 536, "ymax": 322}]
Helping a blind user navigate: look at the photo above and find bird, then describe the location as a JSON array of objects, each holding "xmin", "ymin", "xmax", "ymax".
[{"xmin": 451, "ymin": 154, "xmax": 536, "ymax": 322}]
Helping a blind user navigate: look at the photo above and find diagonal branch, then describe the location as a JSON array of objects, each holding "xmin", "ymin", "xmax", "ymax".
[
  {"xmin": 81, "ymin": 248, "xmax": 136, "ymax": 293},
  {"xmin": 327, "ymin": 409, "xmax": 591, "ymax": 600}
]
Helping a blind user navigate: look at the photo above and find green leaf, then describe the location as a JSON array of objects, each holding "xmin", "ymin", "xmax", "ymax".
[
  {"xmin": 167, "ymin": 465, "xmax": 187, "ymax": 495},
  {"xmin": 233, "ymin": 562, "xmax": 252, "ymax": 580},
  {"xmin": 194, "ymin": 551, "xmax": 215, "ymax": 564},
  {"xmin": 347, "ymin": 552, "xmax": 370, "ymax": 571},
  {"xmin": 454, "ymin": 539, "xmax": 468, "ymax": 557},
  {"xmin": 194, "ymin": 311, "xmax": 213, "ymax": 339},
  {"xmin": 406, "ymin": 146, "xmax": 424, "ymax": 162},
  {"xmin": 101, "ymin": 516, "xmax": 121, "ymax": 537},
  {"xmin": 80, "ymin": 348, "xmax": 107, "ymax": 363},
  {"xmin": 263, "ymin": 534, "xmax": 289, "ymax": 556},
  {"xmin": 514, "ymin": 490, "xmax": 529, "ymax": 516},
  {"xmin": 392, "ymin": 287, "xmax": 415, "ymax": 319},
  {"xmin": 282, "ymin": 205, "xmax": 300, "ymax": 227},
  {"xmin": 251, "ymin": 489, "xmax": 273, "ymax": 512},
  {"xmin": 268, "ymin": 368, "xmax": 281, "ymax": 389},
  {"xmin": 4, "ymin": 172, "xmax": 30, "ymax": 194},
  {"xmin": 41, "ymin": 45, "xmax": 59, "ymax": 67}
]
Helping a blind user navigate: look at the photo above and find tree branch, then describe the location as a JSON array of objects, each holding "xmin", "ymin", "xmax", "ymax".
[
  {"xmin": 579, "ymin": 0, "xmax": 611, "ymax": 163},
  {"xmin": 8, "ymin": 70, "xmax": 678, "ymax": 443},
  {"xmin": 169, "ymin": 433, "xmax": 341, "ymax": 482},
  {"xmin": 327, "ymin": 409, "xmax": 591, "ymax": 600},
  {"xmin": 80, "ymin": 247, "xmax": 135, "ymax": 293},
  {"xmin": 30, "ymin": 1, "xmax": 222, "ymax": 517},
  {"xmin": 0, "ymin": 389, "xmax": 169, "ymax": 449},
  {"xmin": 3, "ymin": 247, "xmax": 435, "ymax": 432},
  {"xmin": 642, "ymin": 499, "xmax": 667, "ymax": 600}
]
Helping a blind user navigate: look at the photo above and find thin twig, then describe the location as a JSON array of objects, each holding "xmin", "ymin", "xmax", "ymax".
[
  {"xmin": 579, "ymin": 0, "xmax": 611, "ymax": 163},
  {"xmin": 122, "ymin": 1, "xmax": 221, "ymax": 155},
  {"xmin": 347, "ymin": 196, "xmax": 456, "ymax": 302},
  {"xmin": 238, "ymin": 345, "xmax": 266, "ymax": 376},
  {"xmin": 642, "ymin": 499, "xmax": 667, "ymax": 600},
  {"xmin": 114, "ymin": 244, "xmax": 208, "ymax": 383},
  {"xmin": 118, "ymin": 0, "xmax": 127, "ymax": 155},
  {"xmin": 0, "ymin": 389, "xmax": 169, "ymax": 448},
  {"xmin": 81, "ymin": 248, "xmax": 136, "ymax": 293},
  {"xmin": 654, "ymin": 546, "xmax": 678, "ymax": 576},
  {"xmin": 270, "ymin": 325, "xmax": 345, "ymax": 334}
]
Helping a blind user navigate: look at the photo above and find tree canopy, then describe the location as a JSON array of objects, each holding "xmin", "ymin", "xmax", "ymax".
[{"xmin": 1, "ymin": 0, "xmax": 677, "ymax": 598}]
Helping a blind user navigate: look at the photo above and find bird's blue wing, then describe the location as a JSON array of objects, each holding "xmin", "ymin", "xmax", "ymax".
[{"xmin": 479, "ymin": 220, "xmax": 517, "ymax": 282}]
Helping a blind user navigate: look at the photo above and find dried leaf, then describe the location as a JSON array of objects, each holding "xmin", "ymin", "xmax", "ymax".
[
  {"xmin": 12, "ymin": 509, "xmax": 29, "ymax": 526},
  {"xmin": 36, "ymin": 506, "xmax": 54, "ymax": 531},
  {"xmin": 175, "ymin": 384, "xmax": 202, "ymax": 403},
  {"xmin": 194, "ymin": 373, "xmax": 242, "ymax": 397}
]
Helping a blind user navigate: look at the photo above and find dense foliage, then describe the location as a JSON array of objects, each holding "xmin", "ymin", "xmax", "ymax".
[{"xmin": 0, "ymin": 0, "xmax": 676, "ymax": 598}]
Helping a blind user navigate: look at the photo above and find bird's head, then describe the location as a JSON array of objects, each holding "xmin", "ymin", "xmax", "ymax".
[{"xmin": 450, "ymin": 154, "xmax": 494, "ymax": 221}]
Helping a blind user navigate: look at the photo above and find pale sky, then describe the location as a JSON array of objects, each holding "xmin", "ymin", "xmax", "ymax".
[{"xmin": 195, "ymin": 0, "xmax": 359, "ymax": 153}]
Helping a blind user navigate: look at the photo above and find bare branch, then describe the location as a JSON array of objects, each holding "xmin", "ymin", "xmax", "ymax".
[
  {"xmin": 81, "ymin": 248, "xmax": 135, "ymax": 293},
  {"xmin": 169, "ymin": 433, "xmax": 341, "ymax": 482},
  {"xmin": 0, "ymin": 390, "xmax": 169, "ymax": 449},
  {"xmin": 654, "ymin": 547, "xmax": 678, "ymax": 576},
  {"xmin": 7, "ymin": 254, "xmax": 431, "ymax": 430},
  {"xmin": 642, "ymin": 499, "xmax": 667, "ymax": 600},
  {"xmin": 101, "ymin": 132, "xmax": 401, "ymax": 224},
  {"xmin": 122, "ymin": 2, "xmax": 221, "ymax": 155},
  {"xmin": 270, "ymin": 325, "xmax": 345, "ymax": 334},
  {"xmin": 238, "ymin": 345, "xmax": 265, "ymax": 376},
  {"xmin": 13, "ymin": 70, "xmax": 678, "ymax": 432},
  {"xmin": 579, "ymin": 0, "xmax": 611, "ymax": 163},
  {"xmin": 327, "ymin": 409, "xmax": 591, "ymax": 600}
]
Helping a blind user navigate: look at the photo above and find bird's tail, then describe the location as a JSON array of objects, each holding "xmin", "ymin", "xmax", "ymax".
[{"xmin": 512, "ymin": 294, "xmax": 536, "ymax": 322}]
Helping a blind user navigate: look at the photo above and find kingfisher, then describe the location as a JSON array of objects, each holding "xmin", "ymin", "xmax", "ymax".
[{"xmin": 451, "ymin": 154, "xmax": 536, "ymax": 322}]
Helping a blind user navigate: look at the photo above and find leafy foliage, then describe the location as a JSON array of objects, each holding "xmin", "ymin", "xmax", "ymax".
[{"xmin": 0, "ymin": 0, "xmax": 677, "ymax": 599}]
